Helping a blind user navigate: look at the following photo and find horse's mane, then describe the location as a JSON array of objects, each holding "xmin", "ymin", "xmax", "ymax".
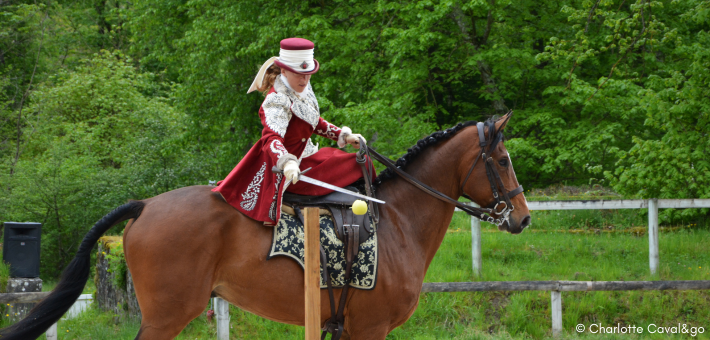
[{"xmin": 374, "ymin": 119, "xmax": 497, "ymax": 184}]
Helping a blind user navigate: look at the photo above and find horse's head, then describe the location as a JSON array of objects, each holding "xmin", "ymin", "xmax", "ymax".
[{"xmin": 460, "ymin": 112, "xmax": 531, "ymax": 234}]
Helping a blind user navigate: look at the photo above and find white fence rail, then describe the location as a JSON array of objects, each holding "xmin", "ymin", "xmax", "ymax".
[
  {"xmin": 461, "ymin": 199, "xmax": 710, "ymax": 276},
  {"xmin": 526, "ymin": 198, "xmax": 710, "ymax": 210}
]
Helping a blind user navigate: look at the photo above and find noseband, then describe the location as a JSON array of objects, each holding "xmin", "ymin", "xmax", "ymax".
[{"xmin": 368, "ymin": 120, "xmax": 523, "ymax": 227}]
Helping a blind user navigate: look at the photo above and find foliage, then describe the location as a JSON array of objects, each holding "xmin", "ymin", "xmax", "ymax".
[
  {"xmin": 126, "ymin": 0, "xmax": 710, "ymax": 196},
  {"xmin": 102, "ymin": 238, "xmax": 127, "ymax": 290},
  {"xmin": 1, "ymin": 51, "xmax": 210, "ymax": 278},
  {"xmin": 0, "ymin": 250, "xmax": 10, "ymax": 292}
]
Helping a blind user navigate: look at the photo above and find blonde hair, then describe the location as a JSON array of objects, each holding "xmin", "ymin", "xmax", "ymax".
[{"xmin": 257, "ymin": 64, "xmax": 282, "ymax": 94}]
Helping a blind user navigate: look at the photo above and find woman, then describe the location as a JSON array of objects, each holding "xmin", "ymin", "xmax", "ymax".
[{"xmin": 213, "ymin": 37, "xmax": 372, "ymax": 226}]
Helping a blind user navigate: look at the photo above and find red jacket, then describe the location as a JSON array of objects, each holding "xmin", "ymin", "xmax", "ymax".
[{"xmin": 213, "ymin": 77, "xmax": 371, "ymax": 225}]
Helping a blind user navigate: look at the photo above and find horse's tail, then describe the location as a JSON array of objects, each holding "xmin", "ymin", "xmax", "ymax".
[{"xmin": 0, "ymin": 200, "xmax": 145, "ymax": 340}]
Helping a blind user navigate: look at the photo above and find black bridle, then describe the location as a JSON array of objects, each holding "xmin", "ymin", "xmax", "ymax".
[
  {"xmin": 460, "ymin": 120, "xmax": 524, "ymax": 224},
  {"xmin": 367, "ymin": 119, "xmax": 523, "ymax": 227}
]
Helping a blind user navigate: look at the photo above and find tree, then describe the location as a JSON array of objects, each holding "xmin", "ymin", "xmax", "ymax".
[
  {"xmin": 2, "ymin": 51, "xmax": 207, "ymax": 277},
  {"xmin": 607, "ymin": 0, "xmax": 710, "ymax": 207}
]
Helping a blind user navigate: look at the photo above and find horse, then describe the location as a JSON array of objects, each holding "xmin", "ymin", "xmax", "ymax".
[{"xmin": 0, "ymin": 113, "xmax": 530, "ymax": 340}]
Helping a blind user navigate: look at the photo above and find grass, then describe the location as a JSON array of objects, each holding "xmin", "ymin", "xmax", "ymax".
[
  {"xmin": 9, "ymin": 187, "xmax": 710, "ymax": 339},
  {"xmin": 0, "ymin": 251, "xmax": 10, "ymax": 292},
  {"xmin": 391, "ymin": 214, "xmax": 710, "ymax": 339}
]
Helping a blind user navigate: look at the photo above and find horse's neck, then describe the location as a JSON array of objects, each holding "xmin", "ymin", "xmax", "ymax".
[{"xmin": 378, "ymin": 141, "xmax": 463, "ymax": 269}]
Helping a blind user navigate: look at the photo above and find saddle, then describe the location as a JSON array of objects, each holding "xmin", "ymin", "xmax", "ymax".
[{"xmin": 283, "ymin": 187, "xmax": 373, "ymax": 246}]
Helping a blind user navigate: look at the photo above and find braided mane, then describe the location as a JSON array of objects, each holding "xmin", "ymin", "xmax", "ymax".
[{"xmin": 374, "ymin": 120, "xmax": 480, "ymax": 184}]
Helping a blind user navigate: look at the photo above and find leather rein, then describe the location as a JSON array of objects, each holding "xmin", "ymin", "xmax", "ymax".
[{"xmin": 367, "ymin": 120, "xmax": 523, "ymax": 227}]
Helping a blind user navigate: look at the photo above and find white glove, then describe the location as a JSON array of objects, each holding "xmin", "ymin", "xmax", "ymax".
[
  {"xmin": 283, "ymin": 160, "xmax": 301, "ymax": 184},
  {"xmin": 346, "ymin": 133, "xmax": 367, "ymax": 148}
]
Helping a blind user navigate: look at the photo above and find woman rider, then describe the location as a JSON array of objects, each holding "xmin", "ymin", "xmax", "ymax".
[{"xmin": 213, "ymin": 38, "xmax": 373, "ymax": 226}]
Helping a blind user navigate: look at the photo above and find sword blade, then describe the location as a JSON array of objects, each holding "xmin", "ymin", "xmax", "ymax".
[{"xmin": 298, "ymin": 175, "xmax": 386, "ymax": 204}]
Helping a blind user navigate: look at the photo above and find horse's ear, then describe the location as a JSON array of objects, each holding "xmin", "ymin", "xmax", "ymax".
[{"xmin": 495, "ymin": 111, "xmax": 513, "ymax": 131}]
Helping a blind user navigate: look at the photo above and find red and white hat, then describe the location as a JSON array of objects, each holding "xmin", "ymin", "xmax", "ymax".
[{"xmin": 248, "ymin": 38, "xmax": 319, "ymax": 93}]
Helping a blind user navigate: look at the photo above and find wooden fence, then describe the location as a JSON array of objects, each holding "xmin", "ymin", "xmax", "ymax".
[
  {"xmin": 422, "ymin": 280, "xmax": 710, "ymax": 336},
  {"xmin": 464, "ymin": 198, "xmax": 710, "ymax": 276}
]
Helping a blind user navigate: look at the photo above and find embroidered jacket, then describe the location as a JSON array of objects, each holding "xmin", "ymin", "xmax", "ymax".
[{"xmin": 213, "ymin": 76, "xmax": 357, "ymax": 225}]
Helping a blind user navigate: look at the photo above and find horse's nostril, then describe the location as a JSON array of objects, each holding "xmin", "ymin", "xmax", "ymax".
[{"xmin": 521, "ymin": 216, "xmax": 531, "ymax": 229}]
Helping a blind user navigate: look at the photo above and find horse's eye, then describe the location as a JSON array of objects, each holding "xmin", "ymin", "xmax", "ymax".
[{"xmin": 498, "ymin": 158, "xmax": 508, "ymax": 167}]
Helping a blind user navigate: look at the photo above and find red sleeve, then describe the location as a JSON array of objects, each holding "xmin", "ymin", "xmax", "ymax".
[{"xmin": 314, "ymin": 117, "xmax": 342, "ymax": 141}]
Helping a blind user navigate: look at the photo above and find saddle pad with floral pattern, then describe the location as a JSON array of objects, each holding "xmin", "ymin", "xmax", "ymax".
[{"xmin": 267, "ymin": 212, "xmax": 378, "ymax": 290}]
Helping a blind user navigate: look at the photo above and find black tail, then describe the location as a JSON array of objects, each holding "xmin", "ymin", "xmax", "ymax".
[{"xmin": 0, "ymin": 200, "xmax": 145, "ymax": 340}]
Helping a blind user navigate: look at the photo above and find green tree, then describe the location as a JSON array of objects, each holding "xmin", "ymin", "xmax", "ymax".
[
  {"xmin": 606, "ymin": 0, "xmax": 710, "ymax": 219},
  {"xmin": 2, "ymin": 51, "xmax": 205, "ymax": 277}
]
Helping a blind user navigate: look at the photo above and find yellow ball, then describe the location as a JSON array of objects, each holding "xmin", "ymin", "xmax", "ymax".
[{"xmin": 352, "ymin": 200, "xmax": 368, "ymax": 215}]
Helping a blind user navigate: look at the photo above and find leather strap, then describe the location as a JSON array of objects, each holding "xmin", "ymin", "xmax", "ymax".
[
  {"xmin": 356, "ymin": 137, "xmax": 379, "ymax": 225},
  {"xmin": 477, "ymin": 122, "xmax": 486, "ymax": 146},
  {"xmin": 321, "ymin": 222, "xmax": 360, "ymax": 340},
  {"xmin": 321, "ymin": 247, "xmax": 336, "ymax": 317},
  {"xmin": 507, "ymin": 185, "xmax": 524, "ymax": 198}
]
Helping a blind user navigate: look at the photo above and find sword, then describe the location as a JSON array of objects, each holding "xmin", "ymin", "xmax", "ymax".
[{"xmin": 272, "ymin": 166, "xmax": 385, "ymax": 204}]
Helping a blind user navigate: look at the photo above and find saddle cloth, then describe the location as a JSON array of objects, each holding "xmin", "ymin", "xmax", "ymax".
[{"xmin": 267, "ymin": 212, "xmax": 378, "ymax": 290}]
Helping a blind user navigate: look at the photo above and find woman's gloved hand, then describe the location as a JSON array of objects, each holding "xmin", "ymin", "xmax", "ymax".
[
  {"xmin": 283, "ymin": 160, "xmax": 301, "ymax": 184},
  {"xmin": 345, "ymin": 134, "xmax": 367, "ymax": 148}
]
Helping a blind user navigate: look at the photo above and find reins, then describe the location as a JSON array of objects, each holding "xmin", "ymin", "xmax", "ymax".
[{"xmin": 366, "ymin": 119, "xmax": 523, "ymax": 226}]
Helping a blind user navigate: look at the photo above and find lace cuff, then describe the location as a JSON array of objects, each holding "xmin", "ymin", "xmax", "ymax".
[
  {"xmin": 337, "ymin": 126, "xmax": 352, "ymax": 148},
  {"xmin": 276, "ymin": 153, "xmax": 298, "ymax": 170}
]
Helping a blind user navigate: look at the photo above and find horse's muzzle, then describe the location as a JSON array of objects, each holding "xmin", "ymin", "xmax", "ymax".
[{"xmin": 500, "ymin": 214, "xmax": 531, "ymax": 234}]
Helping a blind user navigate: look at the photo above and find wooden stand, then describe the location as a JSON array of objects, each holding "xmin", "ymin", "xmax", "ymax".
[{"xmin": 304, "ymin": 207, "xmax": 321, "ymax": 340}]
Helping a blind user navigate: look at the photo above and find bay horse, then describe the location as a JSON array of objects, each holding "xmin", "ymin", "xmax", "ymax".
[{"xmin": 0, "ymin": 113, "xmax": 530, "ymax": 340}]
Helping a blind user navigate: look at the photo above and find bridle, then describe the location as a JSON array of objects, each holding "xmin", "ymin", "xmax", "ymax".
[
  {"xmin": 367, "ymin": 119, "xmax": 523, "ymax": 227},
  {"xmin": 459, "ymin": 120, "xmax": 524, "ymax": 225}
]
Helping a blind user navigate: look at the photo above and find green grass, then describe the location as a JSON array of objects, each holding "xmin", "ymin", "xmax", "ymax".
[
  {"xmin": 0, "ymin": 251, "xmax": 10, "ymax": 292},
  {"xmin": 389, "ymin": 213, "xmax": 710, "ymax": 339}
]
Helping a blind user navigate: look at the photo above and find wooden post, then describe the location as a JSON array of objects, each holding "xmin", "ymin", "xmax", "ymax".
[
  {"xmin": 551, "ymin": 291, "xmax": 562, "ymax": 337},
  {"xmin": 46, "ymin": 323, "xmax": 57, "ymax": 340},
  {"xmin": 470, "ymin": 202, "xmax": 482, "ymax": 278},
  {"xmin": 214, "ymin": 297, "xmax": 230, "ymax": 340},
  {"xmin": 304, "ymin": 207, "xmax": 321, "ymax": 340},
  {"xmin": 648, "ymin": 199, "xmax": 659, "ymax": 275}
]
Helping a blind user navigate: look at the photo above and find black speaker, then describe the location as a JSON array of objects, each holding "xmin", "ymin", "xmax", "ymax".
[{"xmin": 3, "ymin": 222, "xmax": 42, "ymax": 278}]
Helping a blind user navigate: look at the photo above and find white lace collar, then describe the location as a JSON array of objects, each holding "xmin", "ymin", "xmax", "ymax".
[{"xmin": 273, "ymin": 76, "xmax": 320, "ymax": 128}]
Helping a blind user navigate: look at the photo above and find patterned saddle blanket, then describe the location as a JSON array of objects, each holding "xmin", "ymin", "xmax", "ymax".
[{"xmin": 267, "ymin": 212, "xmax": 378, "ymax": 290}]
